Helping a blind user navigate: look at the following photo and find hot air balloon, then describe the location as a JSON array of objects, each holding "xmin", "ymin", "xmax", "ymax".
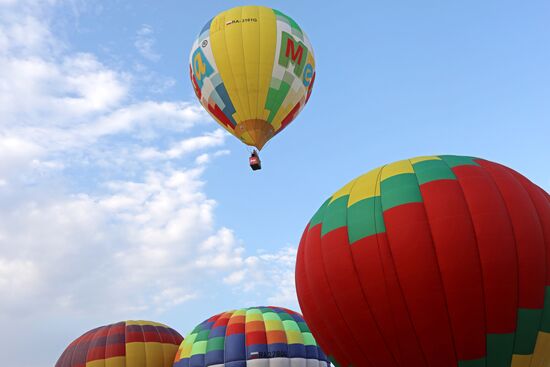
[
  {"xmin": 172, "ymin": 306, "xmax": 330, "ymax": 366},
  {"xmin": 55, "ymin": 320, "xmax": 184, "ymax": 367},
  {"xmin": 295, "ymin": 155, "xmax": 550, "ymax": 367},
  {"xmin": 189, "ymin": 5, "xmax": 316, "ymax": 170}
]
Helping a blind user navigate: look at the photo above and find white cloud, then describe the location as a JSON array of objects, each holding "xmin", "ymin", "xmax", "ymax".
[{"xmin": 135, "ymin": 24, "xmax": 160, "ymax": 61}]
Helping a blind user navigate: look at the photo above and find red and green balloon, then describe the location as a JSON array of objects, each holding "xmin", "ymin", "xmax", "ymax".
[{"xmin": 296, "ymin": 155, "xmax": 550, "ymax": 367}]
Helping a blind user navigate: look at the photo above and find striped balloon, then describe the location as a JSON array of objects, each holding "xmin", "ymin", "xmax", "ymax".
[
  {"xmin": 55, "ymin": 320, "xmax": 184, "ymax": 367},
  {"xmin": 295, "ymin": 155, "xmax": 550, "ymax": 367},
  {"xmin": 173, "ymin": 306, "xmax": 330, "ymax": 367},
  {"xmin": 189, "ymin": 5, "xmax": 315, "ymax": 150}
]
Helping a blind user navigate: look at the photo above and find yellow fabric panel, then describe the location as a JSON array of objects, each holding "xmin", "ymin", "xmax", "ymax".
[
  {"xmin": 409, "ymin": 156, "xmax": 441, "ymax": 165},
  {"xmin": 161, "ymin": 344, "xmax": 179, "ymax": 367},
  {"xmin": 531, "ymin": 331, "xmax": 550, "ymax": 367},
  {"xmin": 210, "ymin": 11, "xmax": 244, "ymax": 123},
  {"xmin": 256, "ymin": 7, "xmax": 277, "ymax": 121},
  {"xmin": 233, "ymin": 309, "xmax": 246, "ymax": 316},
  {"xmin": 144, "ymin": 342, "xmax": 164, "ymax": 367},
  {"xmin": 246, "ymin": 312, "xmax": 264, "ymax": 322},
  {"xmin": 329, "ymin": 178, "xmax": 358, "ymax": 204},
  {"xmin": 381, "ymin": 160, "xmax": 414, "ymax": 181},
  {"xmin": 126, "ymin": 320, "xmax": 164, "ymax": 327},
  {"xmin": 511, "ymin": 354, "xmax": 532, "ymax": 367},
  {"xmin": 178, "ymin": 333, "xmax": 197, "ymax": 359},
  {"xmin": 264, "ymin": 319, "xmax": 284, "ymax": 331},
  {"xmin": 241, "ymin": 6, "xmax": 259, "ymax": 120},
  {"xmin": 285, "ymin": 330, "xmax": 304, "ymax": 344},
  {"xmin": 348, "ymin": 167, "xmax": 383, "ymax": 206},
  {"xmin": 126, "ymin": 342, "xmax": 146, "ymax": 367},
  {"xmin": 87, "ymin": 356, "xmax": 125, "ymax": 367}
]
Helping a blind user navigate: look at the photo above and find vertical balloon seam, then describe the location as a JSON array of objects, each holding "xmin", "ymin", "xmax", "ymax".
[
  {"xmin": 501, "ymin": 164, "xmax": 548, "ymax": 364},
  {"xmin": 214, "ymin": 12, "xmax": 244, "ymax": 136},
  {"xmin": 497, "ymin": 162, "xmax": 546, "ymax": 363},
  {"xmin": 297, "ymin": 225, "xmax": 343, "ymax": 366},
  {"xmin": 369, "ymin": 164, "xmax": 410, "ymax": 364},
  {"xmin": 379, "ymin": 160, "xmax": 452, "ymax": 366},
  {"xmin": 481, "ymin": 162, "xmax": 536, "ymax": 364},
  {"xmin": 369, "ymin": 165, "xmax": 407, "ymax": 365},
  {"xmin": 304, "ymin": 220, "xmax": 355, "ymax": 366},
  {"xmin": 442, "ymin": 156, "xmax": 490, "ymax": 366},
  {"xmin": 342, "ymin": 175, "xmax": 400, "ymax": 366},
  {"xmin": 373, "ymin": 163, "xmax": 430, "ymax": 367},
  {"xmin": 318, "ymin": 190, "xmax": 375, "ymax": 366},
  {"xmin": 238, "ymin": 7, "xmax": 254, "ymax": 134},
  {"xmin": 406, "ymin": 158, "xmax": 461, "ymax": 365},
  {"xmin": 511, "ymin": 170, "xmax": 550, "ymax": 365},
  {"xmin": 98, "ymin": 323, "xmax": 108, "ymax": 366}
]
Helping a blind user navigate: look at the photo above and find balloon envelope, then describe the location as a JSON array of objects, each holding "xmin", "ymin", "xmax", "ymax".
[
  {"xmin": 173, "ymin": 306, "xmax": 330, "ymax": 366},
  {"xmin": 55, "ymin": 320, "xmax": 184, "ymax": 367},
  {"xmin": 296, "ymin": 155, "xmax": 550, "ymax": 367},
  {"xmin": 189, "ymin": 5, "xmax": 315, "ymax": 150}
]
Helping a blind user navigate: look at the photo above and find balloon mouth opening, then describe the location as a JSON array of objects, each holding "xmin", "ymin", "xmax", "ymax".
[{"xmin": 234, "ymin": 119, "xmax": 275, "ymax": 150}]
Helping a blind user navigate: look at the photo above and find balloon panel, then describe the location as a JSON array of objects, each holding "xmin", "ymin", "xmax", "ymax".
[
  {"xmin": 296, "ymin": 155, "xmax": 550, "ymax": 367},
  {"xmin": 190, "ymin": 6, "xmax": 315, "ymax": 149},
  {"xmin": 173, "ymin": 306, "xmax": 330, "ymax": 366},
  {"xmin": 55, "ymin": 320, "xmax": 184, "ymax": 367}
]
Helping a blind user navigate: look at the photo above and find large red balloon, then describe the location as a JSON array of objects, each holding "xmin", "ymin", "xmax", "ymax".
[{"xmin": 295, "ymin": 155, "xmax": 550, "ymax": 367}]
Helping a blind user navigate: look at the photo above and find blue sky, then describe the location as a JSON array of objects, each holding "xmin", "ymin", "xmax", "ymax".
[{"xmin": 0, "ymin": 1, "xmax": 548, "ymax": 366}]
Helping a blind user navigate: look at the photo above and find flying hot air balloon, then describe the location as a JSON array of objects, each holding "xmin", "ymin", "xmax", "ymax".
[
  {"xmin": 173, "ymin": 306, "xmax": 330, "ymax": 366},
  {"xmin": 189, "ymin": 5, "xmax": 316, "ymax": 170},
  {"xmin": 55, "ymin": 320, "xmax": 184, "ymax": 367},
  {"xmin": 295, "ymin": 155, "xmax": 550, "ymax": 367}
]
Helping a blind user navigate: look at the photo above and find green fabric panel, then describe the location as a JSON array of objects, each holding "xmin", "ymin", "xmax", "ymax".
[
  {"xmin": 413, "ymin": 159, "xmax": 457, "ymax": 185},
  {"xmin": 540, "ymin": 286, "xmax": 550, "ymax": 332},
  {"xmin": 262, "ymin": 311, "xmax": 279, "ymax": 321},
  {"xmin": 380, "ymin": 173, "xmax": 423, "ymax": 211},
  {"xmin": 282, "ymin": 319, "xmax": 300, "ymax": 331},
  {"xmin": 439, "ymin": 155, "xmax": 480, "ymax": 168},
  {"xmin": 194, "ymin": 329, "xmax": 210, "ymax": 342},
  {"xmin": 514, "ymin": 308, "xmax": 543, "ymax": 354},
  {"xmin": 265, "ymin": 80, "xmax": 290, "ymax": 122},
  {"xmin": 486, "ymin": 333, "xmax": 514, "ymax": 367},
  {"xmin": 273, "ymin": 9, "xmax": 303, "ymax": 36},
  {"xmin": 348, "ymin": 196, "xmax": 385, "ymax": 244},
  {"xmin": 302, "ymin": 332, "xmax": 316, "ymax": 346},
  {"xmin": 246, "ymin": 308, "xmax": 262, "ymax": 315},
  {"xmin": 190, "ymin": 340, "xmax": 207, "ymax": 356},
  {"xmin": 309, "ymin": 198, "xmax": 331, "ymax": 228},
  {"xmin": 297, "ymin": 321, "xmax": 310, "ymax": 332},
  {"xmin": 206, "ymin": 337, "xmax": 224, "ymax": 352},
  {"xmin": 458, "ymin": 358, "xmax": 486, "ymax": 367},
  {"xmin": 278, "ymin": 313, "xmax": 294, "ymax": 321},
  {"xmin": 321, "ymin": 196, "xmax": 349, "ymax": 236}
]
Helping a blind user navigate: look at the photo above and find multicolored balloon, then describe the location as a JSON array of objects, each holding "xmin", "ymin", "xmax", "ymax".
[
  {"xmin": 55, "ymin": 320, "xmax": 183, "ymax": 367},
  {"xmin": 189, "ymin": 5, "xmax": 315, "ymax": 150},
  {"xmin": 295, "ymin": 155, "xmax": 550, "ymax": 367},
  {"xmin": 173, "ymin": 306, "xmax": 330, "ymax": 366}
]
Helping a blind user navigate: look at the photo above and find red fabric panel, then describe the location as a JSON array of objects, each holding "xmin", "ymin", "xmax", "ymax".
[
  {"xmin": 321, "ymin": 226, "xmax": 398, "ymax": 367},
  {"xmin": 296, "ymin": 226, "xmax": 351, "ymax": 367},
  {"xmin": 105, "ymin": 323, "xmax": 126, "ymax": 359},
  {"xmin": 383, "ymin": 202, "xmax": 457, "ymax": 367},
  {"xmin": 509, "ymin": 171, "xmax": 550, "ymax": 285},
  {"xmin": 479, "ymin": 160, "xmax": 546, "ymax": 309},
  {"xmin": 301, "ymin": 224, "xmax": 369, "ymax": 366},
  {"xmin": 453, "ymin": 164, "xmax": 519, "ymax": 333},
  {"xmin": 245, "ymin": 331, "xmax": 267, "ymax": 346},
  {"xmin": 419, "ymin": 179, "xmax": 486, "ymax": 361},
  {"xmin": 351, "ymin": 233, "xmax": 427, "ymax": 366},
  {"xmin": 226, "ymin": 316, "xmax": 245, "ymax": 336},
  {"xmin": 86, "ymin": 326, "xmax": 110, "ymax": 362}
]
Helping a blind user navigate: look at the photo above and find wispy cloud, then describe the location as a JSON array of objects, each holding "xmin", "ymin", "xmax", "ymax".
[{"xmin": 135, "ymin": 24, "xmax": 160, "ymax": 61}]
